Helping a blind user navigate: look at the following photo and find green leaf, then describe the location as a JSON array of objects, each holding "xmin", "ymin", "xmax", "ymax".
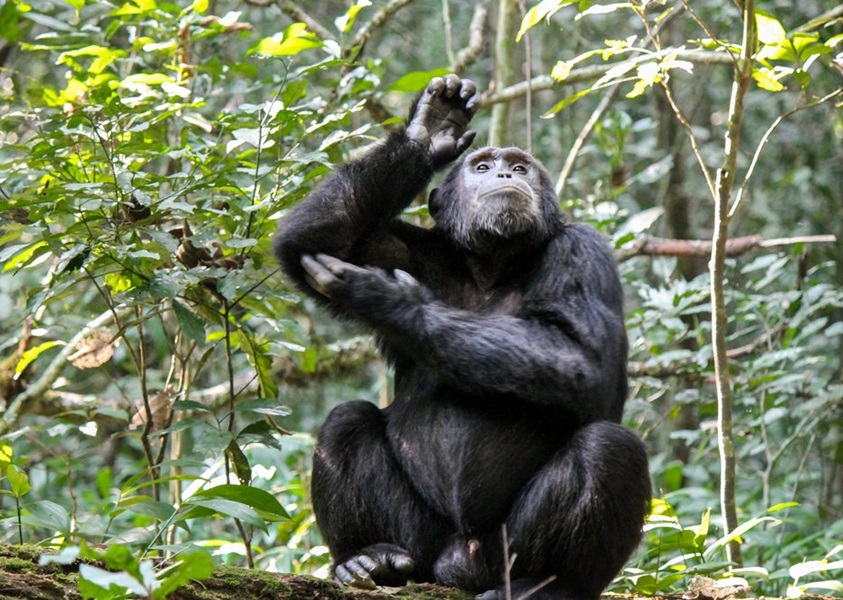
[
  {"xmin": 79, "ymin": 563, "xmax": 146, "ymax": 597},
  {"xmin": 184, "ymin": 497, "xmax": 265, "ymax": 526},
  {"xmin": 22, "ymin": 500, "xmax": 71, "ymax": 534},
  {"xmin": 6, "ymin": 464, "xmax": 31, "ymax": 498},
  {"xmin": 96, "ymin": 467, "xmax": 112, "ymax": 499},
  {"xmin": 153, "ymin": 551, "xmax": 213, "ymax": 599},
  {"xmin": 15, "ymin": 340, "xmax": 64, "ymax": 375},
  {"xmin": 225, "ymin": 440, "xmax": 252, "ymax": 485},
  {"xmin": 256, "ymin": 22, "xmax": 322, "ymax": 57},
  {"xmin": 173, "ymin": 300, "xmax": 206, "ymax": 345},
  {"xmin": 389, "ymin": 68, "xmax": 451, "ymax": 93},
  {"xmin": 232, "ymin": 399, "xmax": 292, "ymax": 417},
  {"xmin": 543, "ymin": 87, "xmax": 594, "ymax": 116},
  {"xmin": 191, "ymin": 483, "xmax": 289, "ymax": 520},
  {"xmin": 768, "ymin": 501, "xmax": 799, "ymax": 513}
]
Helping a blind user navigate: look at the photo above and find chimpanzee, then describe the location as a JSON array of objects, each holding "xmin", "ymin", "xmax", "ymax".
[{"xmin": 273, "ymin": 74, "xmax": 650, "ymax": 600}]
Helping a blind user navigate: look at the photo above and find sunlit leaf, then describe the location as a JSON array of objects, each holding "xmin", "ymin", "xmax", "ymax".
[
  {"xmin": 756, "ymin": 10, "xmax": 787, "ymax": 45},
  {"xmin": 0, "ymin": 443, "xmax": 12, "ymax": 471},
  {"xmin": 2, "ymin": 240, "xmax": 49, "ymax": 271},
  {"xmin": 517, "ymin": 0, "xmax": 580, "ymax": 42},
  {"xmin": 15, "ymin": 340, "xmax": 64, "ymax": 375},
  {"xmin": 578, "ymin": 2, "xmax": 632, "ymax": 18},
  {"xmin": 550, "ymin": 60, "xmax": 572, "ymax": 81},
  {"xmin": 335, "ymin": 0, "xmax": 371, "ymax": 34},
  {"xmin": 753, "ymin": 67, "xmax": 786, "ymax": 92},
  {"xmin": 256, "ymin": 22, "xmax": 322, "ymax": 57}
]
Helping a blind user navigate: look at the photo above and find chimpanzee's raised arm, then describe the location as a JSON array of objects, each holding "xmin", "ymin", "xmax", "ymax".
[{"xmin": 273, "ymin": 75, "xmax": 479, "ymax": 296}]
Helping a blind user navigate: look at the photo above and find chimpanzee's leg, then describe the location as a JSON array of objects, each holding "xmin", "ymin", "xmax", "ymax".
[
  {"xmin": 312, "ymin": 400, "xmax": 451, "ymax": 586},
  {"xmin": 476, "ymin": 421, "xmax": 651, "ymax": 600}
]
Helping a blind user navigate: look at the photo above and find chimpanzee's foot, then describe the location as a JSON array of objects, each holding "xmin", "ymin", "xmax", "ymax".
[
  {"xmin": 333, "ymin": 543, "xmax": 415, "ymax": 589},
  {"xmin": 433, "ymin": 536, "xmax": 498, "ymax": 592},
  {"xmin": 475, "ymin": 577, "xmax": 576, "ymax": 600}
]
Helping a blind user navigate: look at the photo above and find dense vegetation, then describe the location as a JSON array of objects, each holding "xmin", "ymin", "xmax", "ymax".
[{"xmin": 0, "ymin": 0, "xmax": 841, "ymax": 597}]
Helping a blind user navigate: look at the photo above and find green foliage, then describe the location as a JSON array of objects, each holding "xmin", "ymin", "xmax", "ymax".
[{"xmin": 0, "ymin": 0, "xmax": 841, "ymax": 597}]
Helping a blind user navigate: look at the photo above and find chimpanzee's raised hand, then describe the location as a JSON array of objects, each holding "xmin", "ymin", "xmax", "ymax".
[{"xmin": 405, "ymin": 74, "xmax": 479, "ymax": 167}]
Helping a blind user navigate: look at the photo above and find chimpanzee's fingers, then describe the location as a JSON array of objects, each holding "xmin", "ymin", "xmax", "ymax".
[
  {"xmin": 313, "ymin": 253, "xmax": 355, "ymax": 277},
  {"xmin": 442, "ymin": 74, "xmax": 461, "ymax": 98},
  {"xmin": 427, "ymin": 76, "xmax": 446, "ymax": 96},
  {"xmin": 334, "ymin": 557, "xmax": 377, "ymax": 590},
  {"xmin": 459, "ymin": 78, "xmax": 477, "ymax": 100},
  {"xmin": 393, "ymin": 269, "xmax": 419, "ymax": 287},
  {"xmin": 301, "ymin": 254, "xmax": 336, "ymax": 296}
]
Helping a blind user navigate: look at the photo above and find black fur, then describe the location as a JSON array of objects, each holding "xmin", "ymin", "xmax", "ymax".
[{"xmin": 273, "ymin": 78, "xmax": 650, "ymax": 600}]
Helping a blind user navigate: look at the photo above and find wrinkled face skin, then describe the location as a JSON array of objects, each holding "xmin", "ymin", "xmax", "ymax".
[{"xmin": 459, "ymin": 146, "xmax": 543, "ymax": 240}]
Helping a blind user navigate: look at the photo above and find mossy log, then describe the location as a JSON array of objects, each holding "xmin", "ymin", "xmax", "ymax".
[{"xmin": 0, "ymin": 544, "xmax": 471, "ymax": 599}]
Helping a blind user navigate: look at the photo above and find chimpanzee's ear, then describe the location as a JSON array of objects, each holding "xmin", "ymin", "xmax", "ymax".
[{"xmin": 428, "ymin": 188, "xmax": 441, "ymax": 220}]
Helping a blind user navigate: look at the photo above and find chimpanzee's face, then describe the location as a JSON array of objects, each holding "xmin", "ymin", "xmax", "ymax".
[{"xmin": 458, "ymin": 147, "xmax": 543, "ymax": 240}]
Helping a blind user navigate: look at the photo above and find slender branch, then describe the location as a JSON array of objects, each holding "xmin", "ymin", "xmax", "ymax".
[
  {"xmin": 730, "ymin": 89, "xmax": 843, "ymax": 219},
  {"xmin": 350, "ymin": 0, "xmax": 418, "ymax": 56},
  {"xmin": 711, "ymin": 0, "xmax": 755, "ymax": 567},
  {"xmin": 449, "ymin": 3, "xmax": 487, "ymax": 74},
  {"xmin": 556, "ymin": 88, "xmax": 620, "ymax": 196},
  {"xmin": 441, "ymin": 0, "xmax": 454, "ymax": 65},
  {"xmin": 277, "ymin": 1, "xmax": 334, "ymax": 41},
  {"xmin": 489, "ymin": 0, "xmax": 520, "ymax": 146},
  {"xmin": 659, "ymin": 81, "xmax": 717, "ymax": 201},
  {"xmin": 482, "ymin": 49, "xmax": 734, "ymax": 106}
]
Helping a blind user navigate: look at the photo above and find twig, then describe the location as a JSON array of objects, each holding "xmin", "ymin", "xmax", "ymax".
[
  {"xmin": 441, "ymin": 0, "xmax": 454, "ymax": 65},
  {"xmin": 730, "ymin": 89, "xmax": 843, "ymax": 219},
  {"xmin": 276, "ymin": 1, "xmax": 334, "ymax": 41},
  {"xmin": 555, "ymin": 88, "xmax": 619, "ymax": 196},
  {"xmin": 351, "ymin": 0, "xmax": 419, "ymax": 57},
  {"xmin": 449, "ymin": 4, "xmax": 487, "ymax": 74},
  {"xmin": 659, "ymin": 80, "xmax": 717, "ymax": 201}
]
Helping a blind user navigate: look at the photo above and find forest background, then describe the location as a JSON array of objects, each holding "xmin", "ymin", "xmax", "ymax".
[{"xmin": 0, "ymin": 0, "xmax": 841, "ymax": 597}]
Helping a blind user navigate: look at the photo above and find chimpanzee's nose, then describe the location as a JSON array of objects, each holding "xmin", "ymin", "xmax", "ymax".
[{"xmin": 496, "ymin": 172, "xmax": 512, "ymax": 178}]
